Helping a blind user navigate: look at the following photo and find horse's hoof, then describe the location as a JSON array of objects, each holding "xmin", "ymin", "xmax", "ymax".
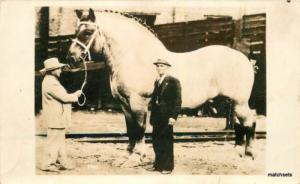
[
  {"xmin": 245, "ymin": 148, "xmax": 255, "ymax": 160},
  {"xmin": 245, "ymin": 152, "xmax": 255, "ymax": 160},
  {"xmin": 234, "ymin": 145, "xmax": 244, "ymax": 158},
  {"xmin": 120, "ymin": 153, "xmax": 142, "ymax": 168},
  {"xmin": 113, "ymin": 157, "xmax": 126, "ymax": 167},
  {"xmin": 139, "ymin": 155, "xmax": 151, "ymax": 166},
  {"xmin": 126, "ymin": 144, "xmax": 134, "ymax": 153},
  {"xmin": 141, "ymin": 155, "xmax": 151, "ymax": 163}
]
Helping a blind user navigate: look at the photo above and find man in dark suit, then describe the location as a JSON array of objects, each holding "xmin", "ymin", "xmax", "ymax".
[{"xmin": 149, "ymin": 58, "xmax": 182, "ymax": 174}]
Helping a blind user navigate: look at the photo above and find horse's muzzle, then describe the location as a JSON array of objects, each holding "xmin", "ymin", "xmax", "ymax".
[{"xmin": 66, "ymin": 55, "xmax": 82, "ymax": 69}]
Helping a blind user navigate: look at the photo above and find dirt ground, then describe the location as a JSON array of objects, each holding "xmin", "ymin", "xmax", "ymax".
[
  {"xmin": 35, "ymin": 110, "xmax": 266, "ymax": 175},
  {"xmin": 36, "ymin": 110, "xmax": 266, "ymax": 134}
]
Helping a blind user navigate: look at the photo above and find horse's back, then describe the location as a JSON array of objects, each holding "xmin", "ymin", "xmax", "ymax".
[
  {"xmin": 205, "ymin": 45, "xmax": 254, "ymax": 103},
  {"xmin": 168, "ymin": 45, "xmax": 254, "ymax": 107},
  {"xmin": 170, "ymin": 45, "xmax": 249, "ymax": 67}
]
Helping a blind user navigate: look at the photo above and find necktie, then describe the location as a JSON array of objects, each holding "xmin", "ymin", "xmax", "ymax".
[{"xmin": 155, "ymin": 79, "xmax": 160, "ymax": 104}]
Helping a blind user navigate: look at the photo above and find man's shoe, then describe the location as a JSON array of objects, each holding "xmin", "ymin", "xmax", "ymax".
[
  {"xmin": 40, "ymin": 164, "xmax": 60, "ymax": 172},
  {"xmin": 146, "ymin": 166, "xmax": 160, "ymax": 172},
  {"xmin": 146, "ymin": 167, "xmax": 156, "ymax": 171},
  {"xmin": 161, "ymin": 170, "xmax": 172, "ymax": 174},
  {"xmin": 59, "ymin": 162, "xmax": 75, "ymax": 170}
]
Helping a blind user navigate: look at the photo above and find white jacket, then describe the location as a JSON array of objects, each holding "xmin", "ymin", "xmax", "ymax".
[{"xmin": 41, "ymin": 75, "xmax": 78, "ymax": 128}]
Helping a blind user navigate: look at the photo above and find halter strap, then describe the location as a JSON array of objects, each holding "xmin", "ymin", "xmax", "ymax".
[
  {"xmin": 78, "ymin": 21, "xmax": 99, "ymax": 28},
  {"xmin": 72, "ymin": 21, "xmax": 100, "ymax": 106},
  {"xmin": 72, "ymin": 21, "xmax": 100, "ymax": 61}
]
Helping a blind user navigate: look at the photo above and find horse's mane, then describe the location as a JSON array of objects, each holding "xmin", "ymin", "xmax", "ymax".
[
  {"xmin": 104, "ymin": 10, "xmax": 158, "ymax": 37},
  {"xmin": 95, "ymin": 10, "xmax": 166, "ymax": 55},
  {"xmin": 98, "ymin": 10, "xmax": 158, "ymax": 38}
]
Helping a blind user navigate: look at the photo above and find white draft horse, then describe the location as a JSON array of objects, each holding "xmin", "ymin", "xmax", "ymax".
[{"xmin": 67, "ymin": 8, "xmax": 257, "ymax": 166}]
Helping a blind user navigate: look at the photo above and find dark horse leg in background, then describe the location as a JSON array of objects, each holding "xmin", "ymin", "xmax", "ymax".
[{"xmin": 225, "ymin": 99, "xmax": 234, "ymax": 130}]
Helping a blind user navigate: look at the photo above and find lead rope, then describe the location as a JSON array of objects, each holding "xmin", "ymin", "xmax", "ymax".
[
  {"xmin": 77, "ymin": 58, "xmax": 87, "ymax": 106},
  {"xmin": 74, "ymin": 22, "xmax": 101, "ymax": 106}
]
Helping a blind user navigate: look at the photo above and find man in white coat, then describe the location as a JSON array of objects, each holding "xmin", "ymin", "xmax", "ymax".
[{"xmin": 39, "ymin": 58, "xmax": 82, "ymax": 172}]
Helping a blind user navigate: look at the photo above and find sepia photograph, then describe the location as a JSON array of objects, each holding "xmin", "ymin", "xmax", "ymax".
[
  {"xmin": 34, "ymin": 6, "xmax": 266, "ymax": 175},
  {"xmin": 1, "ymin": 1, "xmax": 300, "ymax": 184}
]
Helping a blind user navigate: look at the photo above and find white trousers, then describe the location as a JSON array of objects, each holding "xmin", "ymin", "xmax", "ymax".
[{"xmin": 41, "ymin": 128, "xmax": 69, "ymax": 167}]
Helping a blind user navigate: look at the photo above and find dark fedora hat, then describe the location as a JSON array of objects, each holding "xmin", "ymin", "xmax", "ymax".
[{"xmin": 153, "ymin": 58, "xmax": 171, "ymax": 67}]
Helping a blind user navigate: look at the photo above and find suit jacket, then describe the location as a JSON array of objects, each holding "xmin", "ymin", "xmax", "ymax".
[
  {"xmin": 150, "ymin": 75, "xmax": 182, "ymax": 125},
  {"xmin": 41, "ymin": 75, "xmax": 78, "ymax": 128}
]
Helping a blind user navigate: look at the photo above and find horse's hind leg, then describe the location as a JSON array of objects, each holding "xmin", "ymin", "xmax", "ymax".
[
  {"xmin": 245, "ymin": 121, "xmax": 256, "ymax": 157},
  {"xmin": 234, "ymin": 102, "xmax": 256, "ymax": 158},
  {"xmin": 233, "ymin": 117, "xmax": 245, "ymax": 145}
]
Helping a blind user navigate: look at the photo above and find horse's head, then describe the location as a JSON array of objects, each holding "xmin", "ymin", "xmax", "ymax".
[{"xmin": 67, "ymin": 8, "xmax": 104, "ymax": 68}]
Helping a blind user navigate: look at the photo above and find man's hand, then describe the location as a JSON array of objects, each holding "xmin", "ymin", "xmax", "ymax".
[
  {"xmin": 75, "ymin": 90, "xmax": 82, "ymax": 97},
  {"xmin": 168, "ymin": 118, "xmax": 176, "ymax": 126}
]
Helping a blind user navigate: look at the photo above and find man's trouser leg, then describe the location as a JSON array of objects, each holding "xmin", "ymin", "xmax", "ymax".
[
  {"xmin": 160, "ymin": 125, "xmax": 174, "ymax": 171},
  {"xmin": 152, "ymin": 124, "xmax": 162, "ymax": 170},
  {"xmin": 57, "ymin": 129, "xmax": 68, "ymax": 165},
  {"xmin": 40, "ymin": 128, "xmax": 62, "ymax": 169}
]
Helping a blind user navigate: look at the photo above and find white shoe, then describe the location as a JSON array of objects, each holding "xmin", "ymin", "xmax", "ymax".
[
  {"xmin": 161, "ymin": 170, "xmax": 172, "ymax": 174},
  {"xmin": 59, "ymin": 162, "xmax": 75, "ymax": 170},
  {"xmin": 39, "ymin": 164, "xmax": 60, "ymax": 172}
]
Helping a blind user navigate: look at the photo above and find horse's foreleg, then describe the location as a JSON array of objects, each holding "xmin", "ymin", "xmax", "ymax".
[
  {"xmin": 120, "ymin": 104, "xmax": 136, "ymax": 153},
  {"xmin": 120, "ymin": 94, "xmax": 148, "ymax": 168},
  {"xmin": 128, "ymin": 94, "xmax": 148, "ymax": 157}
]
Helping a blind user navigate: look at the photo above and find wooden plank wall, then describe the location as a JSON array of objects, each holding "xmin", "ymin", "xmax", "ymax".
[
  {"xmin": 35, "ymin": 35, "xmax": 75, "ymax": 71},
  {"xmin": 242, "ymin": 13, "xmax": 266, "ymax": 115},
  {"xmin": 154, "ymin": 17, "xmax": 234, "ymax": 52}
]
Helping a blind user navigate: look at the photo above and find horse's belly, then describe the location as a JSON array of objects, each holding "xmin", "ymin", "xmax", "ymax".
[
  {"xmin": 182, "ymin": 98, "xmax": 206, "ymax": 109},
  {"xmin": 181, "ymin": 84, "xmax": 217, "ymax": 108}
]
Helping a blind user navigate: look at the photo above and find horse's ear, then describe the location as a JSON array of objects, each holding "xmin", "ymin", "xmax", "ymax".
[
  {"xmin": 88, "ymin": 8, "xmax": 96, "ymax": 22},
  {"xmin": 75, "ymin": 10, "xmax": 83, "ymax": 19}
]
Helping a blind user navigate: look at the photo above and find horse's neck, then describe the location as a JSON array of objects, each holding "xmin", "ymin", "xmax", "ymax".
[
  {"xmin": 100, "ymin": 35, "xmax": 118, "ymax": 75},
  {"xmin": 95, "ymin": 13, "xmax": 169, "ymax": 79}
]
